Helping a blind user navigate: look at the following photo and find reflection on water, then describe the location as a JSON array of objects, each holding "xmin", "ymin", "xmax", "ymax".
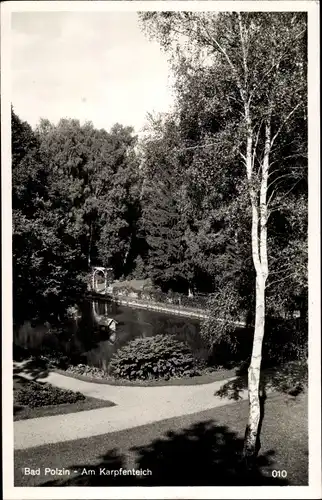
[{"xmin": 13, "ymin": 299, "xmax": 206, "ymax": 370}]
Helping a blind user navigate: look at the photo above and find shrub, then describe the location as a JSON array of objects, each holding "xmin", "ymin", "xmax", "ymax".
[
  {"xmin": 66, "ymin": 364, "xmax": 107, "ymax": 379},
  {"xmin": 201, "ymin": 316, "xmax": 249, "ymax": 369},
  {"xmin": 265, "ymin": 359, "xmax": 308, "ymax": 395},
  {"xmin": 15, "ymin": 380, "xmax": 85, "ymax": 408},
  {"xmin": 262, "ymin": 318, "xmax": 308, "ymax": 367},
  {"xmin": 202, "ymin": 313, "xmax": 308, "ymax": 370},
  {"xmin": 109, "ymin": 334, "xmax": 202, "ymax": 380}
]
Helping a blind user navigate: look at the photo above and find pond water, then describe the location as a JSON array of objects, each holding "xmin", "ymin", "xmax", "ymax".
[{"xmin": 13, "ymin": 298, "xmax": 208, "ymax": 370}]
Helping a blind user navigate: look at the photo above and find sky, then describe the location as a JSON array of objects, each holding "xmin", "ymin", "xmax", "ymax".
[{"xmin": 11, "ymin": 11, "xmax": 174, "ymax": 133}]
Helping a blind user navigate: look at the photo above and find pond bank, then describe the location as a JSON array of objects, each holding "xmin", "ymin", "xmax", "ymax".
[{"xmin": 89, "ymin": 291, "xmax": 247, "ymax": 326}]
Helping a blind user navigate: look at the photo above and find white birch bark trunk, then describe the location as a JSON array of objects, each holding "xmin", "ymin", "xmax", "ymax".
[
  {"xmin": 243, "ymin": 273, "xmax": 266, "ymax": 464},
  {"xmin": 243, "ymin": 118, "xmax": 270, "ymax": 466}
]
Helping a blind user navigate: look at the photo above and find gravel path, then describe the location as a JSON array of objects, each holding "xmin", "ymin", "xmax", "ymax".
[{"xmin": 14, "ymin": 368, "xmax": 248, "ymax": 450}]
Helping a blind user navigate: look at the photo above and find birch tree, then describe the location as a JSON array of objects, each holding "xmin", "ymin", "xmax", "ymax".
[{"xmin": 140, "ymin": 11, "xmax": 307, "ymax": 466}]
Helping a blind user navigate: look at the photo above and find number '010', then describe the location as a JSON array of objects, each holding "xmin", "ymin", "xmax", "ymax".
[{"xmin": 272, "ymin": 470, "xmax": 287, "ymax": 478}]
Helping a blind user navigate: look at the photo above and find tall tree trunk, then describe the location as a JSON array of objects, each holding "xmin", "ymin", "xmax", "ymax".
[
  {"xmin": 243, "ymin": 273, "xmax": 266, "ymax": 466},
  {"xmin": 243, "ymin": 119, "xmax": 270, "ymax": 468}
]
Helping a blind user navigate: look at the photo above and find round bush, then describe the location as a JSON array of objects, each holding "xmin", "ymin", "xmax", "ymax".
[
  {"xmin": 15, "ymin": 381, "xmax": 85, "ymax": 408},
  {"xmin": 109, "ymin": 334, "xmax": 202, "ymax": 381}
]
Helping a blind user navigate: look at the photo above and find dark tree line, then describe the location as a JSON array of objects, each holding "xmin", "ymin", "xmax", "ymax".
[
  {"xmin": 12, "ymin": 13, "xmax": 307, "ymax": 334},
  {"xmin": 12, "ymin": 111, "xmax": 141, "ymax": 323}
]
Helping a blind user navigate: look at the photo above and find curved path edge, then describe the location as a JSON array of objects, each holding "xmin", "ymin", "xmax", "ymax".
[
  {"xmin": 14, "ymin": 368, "xmax": 249, "ymax": 451},
  {"xmin": 53, "ymin": 367, "xmax": 237, "ymax": 387}
]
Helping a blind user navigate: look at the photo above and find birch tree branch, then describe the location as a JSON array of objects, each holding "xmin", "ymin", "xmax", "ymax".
[
  {"xmin": 270, "ymin": 103, "xmax": 302, "ymax": 148},
  {"xmin": 252, "ymin": 120, "xmax": 263, "ymax": 170},
  {"xmin": 267, "ymin": 173, "xmax": 294, "ymax": 190},
  {"xmin": 266, "ymin": 273, "xmax": 295, "ymax": 289}
]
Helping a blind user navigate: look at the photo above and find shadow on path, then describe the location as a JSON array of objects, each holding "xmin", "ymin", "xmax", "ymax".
[
  {"xmin": 13, "ymin": 356, "xmax": 50, "ymax": 380},
  {"xmin": 41, "ymin": 419, "xmax": 287, "ymax": 486}
]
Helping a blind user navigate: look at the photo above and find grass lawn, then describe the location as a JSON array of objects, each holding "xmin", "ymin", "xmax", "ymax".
[
  {"xmin": 13, "ymin": 376, "xmax": 115, "ymax": 421},
  {"xmin": 14, "ymin": 390, "xmax": 307, "ymax": 487}
]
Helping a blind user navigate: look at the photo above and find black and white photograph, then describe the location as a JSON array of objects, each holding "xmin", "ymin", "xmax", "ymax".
[{"xmin": 1, "ymin": 1, "xmax": 320, "ymax": 498}]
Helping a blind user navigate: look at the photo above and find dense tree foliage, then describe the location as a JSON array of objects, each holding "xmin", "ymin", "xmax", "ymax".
[
  {"xmin": 139, "ymin": 10, "xmax": 307, "ymax": 317},
  {"xmin": 12, "ymin": 111, "xmax": 141, "ymax": 323},
  {"xmin": 36, "ymin": 119, "xmax": 140, "ymax": 277},
  {"xmin": 139, "ymin": 115, "xmax": 194, "ymax": 292},
  {"xmin": 13, "ymin": 111, "xmax": 85, "ymax": 323}
]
